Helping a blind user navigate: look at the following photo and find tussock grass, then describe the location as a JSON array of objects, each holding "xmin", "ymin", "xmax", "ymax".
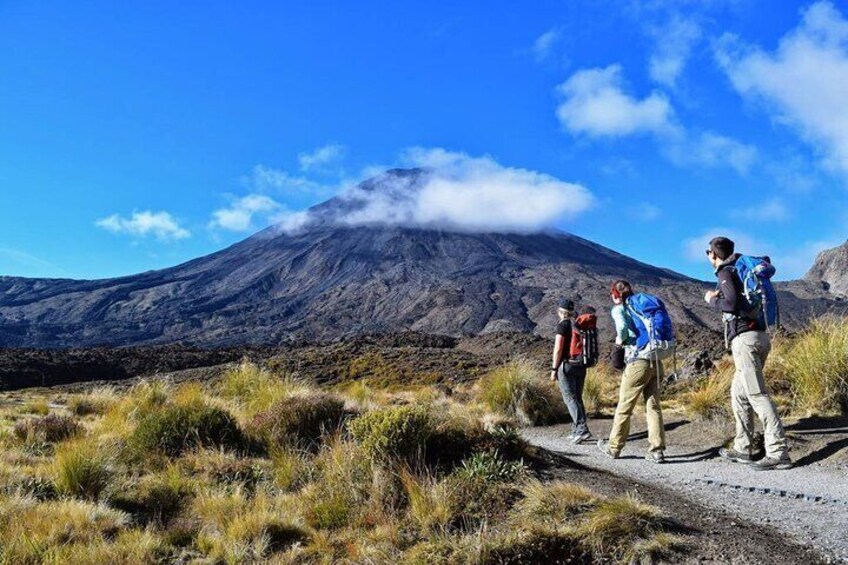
[
  {"xmin": 683, "ymin": 358, "xmax": 734, "ymax": 421},
  {"xmin": 769, "ymin": 316, "xmax": 848, "ymax": 415},
  {"xmin": 577, "ymin": 494, "xmax": 667, "ymax": 562},
  {"xmin": 216, "ymin": 360, "xmax": 306, "ymax": 418},
  {"xmin": 514, "ymin": 480, "xmax": 597, "ymax": 523},
  {"xmin": 67, "ymin": 387, "xmax": 118, "ymax": 417},
  {"xmin": 0, "ymin": 362, "xmax": 688, "ymax": 564},
  {"xmin": 0, "ymin": 495, "xmax": 130, "ymax": 564},
  {"xmin": 476, "ymin": 359, "xmax": 567, "ymax": 426},
  {"xmin": 52, "ymin": 438, "xmax": 114, "ymax": 500},
  {"xmin": 13, "ymin": 413, "xmax": 82, "ymax": 447}
]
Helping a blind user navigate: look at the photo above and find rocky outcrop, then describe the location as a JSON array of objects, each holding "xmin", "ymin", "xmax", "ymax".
[{"xmin": 805, "ymin": 241, "xmax": 848, "ymax": 296}]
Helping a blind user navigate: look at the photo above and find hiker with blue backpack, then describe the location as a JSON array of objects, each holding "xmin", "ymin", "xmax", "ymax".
[
  {"xmin": 704, "ymin": 236, "xmax": 791, "ymax": 471},
  {"xmin": 597, "ymin": 280, "xmax": 673, "ymax": 463}
]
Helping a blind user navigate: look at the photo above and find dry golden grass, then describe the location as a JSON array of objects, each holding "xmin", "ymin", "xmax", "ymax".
[{"xmin": 0, "ymin": 357, "xmax": 688, "ymax": 564}]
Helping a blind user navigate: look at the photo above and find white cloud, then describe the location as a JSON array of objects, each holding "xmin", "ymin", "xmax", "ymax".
[
  {"xmin": 324, "ymin": 148, "xmax": 595, "ymax": 233},
  {"xmin": 556, "ymin": 65, "xmax": 678, "ymax": 138},
  {"xmin": 209, "ymin": 194, "xmax": 281, "ymax": 232},
  {"xmin": 532, "ymin": 29, "xmax": 560, "ymax": 62},
  {"xmin": 96, "ymin": 211, "xmax": 190, "ymax": 241},
  {"xmin": 715, "ymin": 1, "xmax": 848, "ymax": 178},
  {"xmin": 730, "ymin": 198, "xmax": 790, "ymax": 222},
  {"xmin": 649, "ymin": 15, "xmax": 702, "ymax": 87},
  {"xmin": 682, "ymin": 227, "xmax": 772, "ymax": 263},
  {"xmin": 297, "ymin": 144, "xmax": 346, "ymax": 172},
  {"xmin": 667, "ymin": 131, "xmax": 757, "ymax": 174}
]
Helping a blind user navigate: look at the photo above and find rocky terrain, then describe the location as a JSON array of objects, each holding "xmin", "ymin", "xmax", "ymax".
[
  {"xmin": 806, "ymin": 240, "xmax": 848, "ymax": 296},
  {"xmin": 1, "ymin": 169, "xmax": 845, "ymax": 349}
]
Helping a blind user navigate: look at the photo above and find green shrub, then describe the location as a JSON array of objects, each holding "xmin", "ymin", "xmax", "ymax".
[
  {"xmin": 127, "ymin": 404, "xmax": 245, "ymax": 457},
  {"xmin": 246, "ymin": 393, "xmax": 345, "ymax": 450},
  {"xmin": 348, "ymin": 405, "xmax": 432, "ymax": 463},
  {"xmin": 477, "ymin": 360, "xmax": 568, "ymax": 426},
  {"xmin": 13, "ymin": 414, "xmax": 82, "ymax": 445},
  {"xmin": 454, "ymin": 450, "xmax": 526, "ymax": 483}
]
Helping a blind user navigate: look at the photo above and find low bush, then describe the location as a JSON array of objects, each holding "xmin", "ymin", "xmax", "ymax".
[
  {"xmin": 127, "ymin": 403, "xmax": 245, "ymax": 458},
  {"xmin": 246, "ymin": 393, "xmax": 345, "ymax": 451},
  {"xmin": 13, "ymin": 414, "xmax": 82, "ymax": 446},
  {"xmin": 477, "ymin": 360, "xmax": 568, "ymax": 426},
  {"xmin": 348, "ymin": 405, "xmax": 433, "ymax": 464}
]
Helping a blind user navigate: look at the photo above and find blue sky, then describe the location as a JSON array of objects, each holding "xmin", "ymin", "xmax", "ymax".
[{"xmin": 2, "ymin": 0, "xmax": 847, "ymax": 281}]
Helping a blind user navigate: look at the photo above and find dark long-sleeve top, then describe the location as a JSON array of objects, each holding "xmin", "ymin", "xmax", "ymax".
[{"xmin": 708, "ymin": 253, "xmax": 762, "ymax": 343}]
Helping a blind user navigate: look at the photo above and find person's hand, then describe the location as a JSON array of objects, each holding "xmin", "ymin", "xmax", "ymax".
[
  {"xmin": 550, "ymin": 370, "xmax": 557, "ymax": 382},
  {"xmin": 704, "ymin": 290, "xmax": 719, "ymax": 303}
]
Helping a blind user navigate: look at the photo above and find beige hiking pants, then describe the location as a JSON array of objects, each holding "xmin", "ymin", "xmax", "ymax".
[
  {"xmin": 608, "ymin": 359, "xmax": 666, "ymax": 455},
  {"xmin": 730, "ymin": 331, "xmax": 788, "ymax": 459}
]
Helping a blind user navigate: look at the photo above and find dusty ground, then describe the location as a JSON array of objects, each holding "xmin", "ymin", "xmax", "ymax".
[{"xmin": 524, "ymin": 412, "xmax": 848, "ymax": 563}]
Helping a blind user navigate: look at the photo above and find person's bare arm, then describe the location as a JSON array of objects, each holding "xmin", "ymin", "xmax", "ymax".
[{"xmin": 551, "ymin": 334, "xmax": 566, "ymax": 382}]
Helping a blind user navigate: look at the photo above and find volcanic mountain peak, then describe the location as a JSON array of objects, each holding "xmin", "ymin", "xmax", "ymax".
[{"xmin": 0, "ymin": 169, "xmax": 844, "ymax": 348}]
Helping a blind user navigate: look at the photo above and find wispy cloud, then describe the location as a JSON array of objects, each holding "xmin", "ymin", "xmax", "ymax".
[
  {"xmin": 666, "ymin": 131, "xmax": 758, "ymax": 174},
  {"xmin": 96, "ymin": 211, "xmax": 190, "ymax": 241},
  {"xmin": 297, "ymin": 143, "xmax": 346, "ymax": 172},
  {"xmin": 648, "ymin": 15, "xmax": 702, "ymax": 87},
  {"xmin": 248, "ymin": 164, "xmax": 324, "ymax": 194},
  {"xmin": 715, "ymin": 1, "xmax": 848, "ymax": 179},
  {"xmin": 0, "ymin": 247, "xmax": 66, "ymax": 276},
  {"xmin": 629, "ymin": 202, "xmax": 662, "ymax": 221},
  {"xmin": 556, "ymin": 64, "xmax": 678, "ymax": 137},
  {"xmin": 532, "ymin": 29, "xmax": 560, "ymax": 62},
  {"xmin": 730, "ymin": 198, "xmax": 790, "ymax": 222},
  {"xmin": 208, "ymin": 194, "xmax": 282, "ymax": 232},
  {"xmin": 682, "ymin": 227, "xmax": 772, "ymax": 263}
]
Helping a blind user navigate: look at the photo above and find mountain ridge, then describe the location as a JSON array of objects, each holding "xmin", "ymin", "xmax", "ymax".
[{"xmin": 1, "ymin": 169, "xmax": 844, "ymax": 348}]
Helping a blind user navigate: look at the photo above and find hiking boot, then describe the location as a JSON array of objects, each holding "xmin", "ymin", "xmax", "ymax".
[
  {"xmin": 749, "ymin": 456, "xmax": 793, "ymax": 471},
  {"xmin": 645, "ymin": 450, "xmax": 666, "ymax": 464},
  {"xmin": 719, "ymin": 447, "xmax": 753, "ymax": 464},
  {"xmin": 596, "ymin": 439, "xmax": 619, "ymax": 459},
  {"xmin": 571, "ymin": 431, "xmax": 593, "ymax": 444}
]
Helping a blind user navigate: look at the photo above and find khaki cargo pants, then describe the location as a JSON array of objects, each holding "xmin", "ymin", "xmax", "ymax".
[
  {"xmin": 608, "ymin": 359, "xmax": 666, "ymax": 455},
  {"xmin": 730, "ymin": 331, "xmax": 788, "ymax": 459}
]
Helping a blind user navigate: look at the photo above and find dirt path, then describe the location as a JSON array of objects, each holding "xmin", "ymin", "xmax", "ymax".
[{"xmin": 523, "ymin": 415, "xmax": 848, "ymax": 563}]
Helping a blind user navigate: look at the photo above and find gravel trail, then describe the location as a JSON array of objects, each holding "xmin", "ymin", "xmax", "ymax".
[{"xmin": 522, "ymin": 424, "xmax": 848, "ymax": 563}]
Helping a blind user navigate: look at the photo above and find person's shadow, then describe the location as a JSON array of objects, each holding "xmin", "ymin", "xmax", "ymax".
[{"xmin": 786, "ymin": 415, "xmax": 848, "ymax": 467}]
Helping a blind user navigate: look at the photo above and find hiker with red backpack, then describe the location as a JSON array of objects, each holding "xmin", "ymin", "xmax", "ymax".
[
  {"xmin": 597, "ymin": 280, "xmax": 671, "ymax": 463},
  {"xmin": 704, "ymin": 236, "xmax": 791, "ymax": 471},
  {"xmin": 549, "ymin": 298, "xmax": 598, "ymax": 444}
]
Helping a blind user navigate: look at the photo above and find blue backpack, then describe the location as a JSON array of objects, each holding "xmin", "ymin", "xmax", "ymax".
[
  {"xmin": 734, "ymin": 255, "xmax": 780, "ymax": 330},
  {"xmin": 625, "ymin": 293, "xmax": 675, "ymax": 361}
]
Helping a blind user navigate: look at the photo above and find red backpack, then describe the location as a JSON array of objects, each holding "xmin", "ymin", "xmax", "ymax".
[{"xmin": 569, "ymin": 312, "xmax": 599, "ymax": 368}]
